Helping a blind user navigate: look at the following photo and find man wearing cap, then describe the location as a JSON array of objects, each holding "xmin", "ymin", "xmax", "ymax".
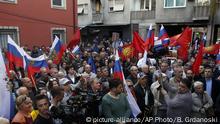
[
  {"xmin": 134, "ymin": 75, "xmax": 154, "ymax": 118},
  {"xmin": 59, "ymin": 78, "xmax": 72, "ymax": 105}
]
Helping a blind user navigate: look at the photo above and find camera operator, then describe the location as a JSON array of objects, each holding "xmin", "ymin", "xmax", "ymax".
[
  {"xmin": 59, "ymin": 78, "xmax": 72, "ymax": 105},
  {"xmin": 87, "ymin": 78, "xmax": 103, "ymax": 118}
]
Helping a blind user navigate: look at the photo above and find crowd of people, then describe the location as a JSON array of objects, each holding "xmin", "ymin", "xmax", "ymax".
[{"xmin": 1, "ymin": 36, "xmax": 220, "ymax": 124}]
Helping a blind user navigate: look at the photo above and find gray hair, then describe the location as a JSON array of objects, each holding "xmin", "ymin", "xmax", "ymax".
[
  {"xmin": 193, "ymin": 81, "xmax": 203, "ymax": 88},
  {"xmin": 0, "ymin": 117, "xmax": 9, "ymax": 124}
]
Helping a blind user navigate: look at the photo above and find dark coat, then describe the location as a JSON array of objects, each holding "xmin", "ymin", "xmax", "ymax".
[
  {"xmin": 199, "ymin": 78, "xmax": 220, "ymax": 104},
  {"xmin": 134, "ymin": 83, "xmax": 154, "ymax": 112}
]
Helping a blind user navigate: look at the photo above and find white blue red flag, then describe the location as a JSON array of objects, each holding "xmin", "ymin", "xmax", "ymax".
[{"xmin": 113, "ymin": 51, "xmax": 141, "ymax": 117}]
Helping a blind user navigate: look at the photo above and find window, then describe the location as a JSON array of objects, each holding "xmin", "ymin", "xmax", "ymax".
[
  {"xmin": 195, "ymin": 0, "xmax": 210, "ymax": 6},
  {"xmin": 51, "ymin": 0, "xmax": 66, "ymax": 10},
  {"xmin": 0, "ymin": 26, "xmax": 19, "ymax": 49},
  {"xmin": 77, "ymin": 4, "xmax": 88, "ymax": 15},
  {"xmin": 51, "ymin": 28, "xmax": 66, "ymax": 43},
  {"xmin": 140, "ymin": 0, "xmax": 152, "ymax": 10},
  {"xmin": 164, "ymin": 0, "xmax": 186, "ymax": 8},
  {"xmin": 95, "ymin": 0, "xmax": 101, "ymax": 13},
  {"xmin": 0, "ymin": 0, "xmax": 17, "ymax": 4},
  {"xmin": 109, "ymin": 0, "xmax": 124, "ymax": 12}
]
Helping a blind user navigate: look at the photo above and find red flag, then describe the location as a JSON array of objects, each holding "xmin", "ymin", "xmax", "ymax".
[
  {"xmin": 120, "ymin": 43, "xmax": 134, "ymax": 61},
  {"xmin": 169, "ymin": 33, "xmax": 181, "ymax": 47},
  {"xmin": 132, "ymin": 32, "xmax": 145, "ymax": 55},
  {"xmin": 67, "ymin": 29, "xmax": 81, "ymax": 49},
  {"xmin": 203, "ymin": 44, "xmax": 220, "ymax": 54},
  {"xmin": 176, "ymin": 27, "xmax": 192, "ymax": 61},
  {"xmin": 192, "ymin": 43, "xmax": 204, "ymax": 75}
]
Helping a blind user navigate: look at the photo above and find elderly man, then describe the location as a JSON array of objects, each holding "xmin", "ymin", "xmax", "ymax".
[
  {"xmin": 16, "ymin": 86, "xmax": 29, "ymax": 96},
  {"xmin": 153, "ymin": 61, "xmax": 172, "ymax": 82},
  {"xmin": 191, "ymin": 81, "xmax": 213, "ymax": 118},
  {"xmin": 138, "ymin": 64, "xmax": 153, "ymax": 86},
  {"xmin": 83, "ymin": 64, "xmax": 96, "ymax": 79},
  {"xmin": 21, "ymin": 77, "xmax": 36, "ymax": 101},
  {"xmin": 49, "ymin": 67, "xmax": 59, "ymax": 79},
  {"xmin": 161, "ymin": 78, "xmax": 192, "ymax": 124},
  {"xmin": 127, "ymin": 66, "xmax": 138, "ymax": 85}
]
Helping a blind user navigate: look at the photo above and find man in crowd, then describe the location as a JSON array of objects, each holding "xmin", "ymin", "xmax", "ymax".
[
  {"xmin": 161, "ymin": 78, "xmax": 192, "ymax": 124},
  {"xmin": 102, "ymin": 78, "xmax": 131, "ymax": 123},
  {"xmin": 34, "ymin": 94, "xmax": 53, "ymax": 124}
]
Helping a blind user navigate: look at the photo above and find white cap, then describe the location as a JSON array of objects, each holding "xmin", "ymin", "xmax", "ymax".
[{"xmin": 59, "ymin": 78, "xmax": 70, "ymax": 85}]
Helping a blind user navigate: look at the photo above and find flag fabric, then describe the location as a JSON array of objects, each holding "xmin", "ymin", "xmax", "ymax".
[
  {"xmin": 51, "ymin": 36, "xmax": 66, "ymax": 64},
  {"xmin": 145, "ymin": 24, "xmax": 154, "ymax": 50},
  {"xmin": 7, "ymin": 35, "xmax": 24, "ymax": 69},
  {"xmin": 154, "ymin": 39, "xmax": 164, "ymax": 51},
  {"xmin": 118, "ymin": 41, "xmax": 123, "ymax": 56},
  {"xmin": 203, "ymin": 44, "xmax": 220, "ymax": 55},
  {"xmin": 87, "ymin": 56, "xmax": 97, "ymax": 74},
  {"xmin": 120, "ymin": 43, "xmax": 134, "ymax": 61},
  {"xmin": 176, "ymin": 27, "xmax": 192, "ymax": 61},
  {"xmin": 169, "ymin": 33, "xmax": 181, "ymax": 47},
  {"xmin": 158, "ymin": 25, "xmax": 169, "ymax": 47},
  {"xmin": 137, "ymin": 50, "xmax": 148, "ymax": 68},
  {"xmin": 72, "ymin": 45, "xmax": 80, "ymax": 54},
  {"xmin": 24, "ymin": 54, "xmax": 48, "ymax": 77},
  {"xmin": 216, "ymin": 51, "xmax": 220, "ymax": 64},
  {"xmin": 132, "ymin": 32, "xmax": 145, "ymax": 54},
  {"xmin": 192, "ymin": 43, "xmax": 204, "ymax": 75},
  {"xmin": 67, "ymin": 29, "xmax": 81, "ymax": 49},
  {"xmin": 0, "ymin": 48, "xmax": 15, "ymax": 120},
  {"xmin": 113, "ymin": 51, "xmax": 123, "ymax": 80},
  {"xmin": 113, "ymin": 51, "xmax": 141, "ymax": 117}
]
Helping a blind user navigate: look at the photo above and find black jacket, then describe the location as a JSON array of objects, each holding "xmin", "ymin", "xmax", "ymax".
[{"xmin": 134, "ymin": 83, "xmax": 154, "ymax": 112}]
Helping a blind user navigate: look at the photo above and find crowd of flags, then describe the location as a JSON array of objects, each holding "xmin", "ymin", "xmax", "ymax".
[
  {"xmin": 1, "ymin": 25, "xmax": 220, "ymax": 119},
  {"xmin": 119, "ymin": 25, "xmax": 220, "ymax": 76}
]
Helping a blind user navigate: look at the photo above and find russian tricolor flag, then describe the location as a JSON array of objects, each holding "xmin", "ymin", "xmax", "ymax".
[
  {"xmin": 50, "ymin": 36, "xmax": 66, "ymax": 64},
  {"xmin": 0, "ymin": 48, "xmax": 15, "ymax": 120},
  {"xmin": 145, "ymin": 24, "xmax": 154, "ymax": 50},
  {"xmin": 158, "ymin": 25, "xmax": 169, "ymax": 47},
  {"xmin": 24, "ymin": 54, "xmax": 48, "ymax": 76},
  {"xmin": 113, "ymin": 51, "xmax": 123, "ymax": 80},
  {"xmin": 7, "ymin": 35, "xmax": 24, "ymax": 69},
  {"xmin": 113, "ymin": 51, "xmax": 141, "ymax": 117},
  {"xmin": 154, "ymin": 38, "xmax": 164, "ymax": 51}
]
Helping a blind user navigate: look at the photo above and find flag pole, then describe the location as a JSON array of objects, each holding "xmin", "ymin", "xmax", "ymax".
[{"xmin": 30, "ymin": 74, "xmax": 38, "ymax": 92}]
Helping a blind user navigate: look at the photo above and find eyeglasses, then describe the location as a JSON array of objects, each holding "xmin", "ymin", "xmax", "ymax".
[
  {"xmin": 49, "ymin": 78, "xmax": 57, "ymax": 82},
  {"xmin": 128, "ymin": 85, "xmax": 133, "ymax": 88}
]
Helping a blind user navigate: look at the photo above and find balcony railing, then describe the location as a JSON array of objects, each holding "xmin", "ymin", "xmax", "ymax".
[
  {"xmin": 92, "ymin": 13, "xmax": 103, "ymax": 24},
  {"xmin": 193, "ymin": 6, "xmax": 210, "ymax": 20},
  {"xmin": 131, "ymin": 10, "xmax": 155, "ymax": 20}
]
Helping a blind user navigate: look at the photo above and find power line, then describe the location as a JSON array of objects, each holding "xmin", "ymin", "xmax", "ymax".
[{"xmin": 0, "ymin": 9, "xmax": 75, "ymax": 27}]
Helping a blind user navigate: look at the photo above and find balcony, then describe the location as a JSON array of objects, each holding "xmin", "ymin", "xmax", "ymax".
[
  {"xmin": 193, "ymin": 6, "xmax": 210, "ymax": 21},
  {"xmin": 92, "ymin": 13, "xmax": 103, "ymax": 24},
  {"xmin": 131, "ymin": 10, "xmax": 155, "ymax": 20}
]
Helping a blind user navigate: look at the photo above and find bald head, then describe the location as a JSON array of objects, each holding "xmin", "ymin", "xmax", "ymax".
[
  {"xmin": 21, "ymin": 77, "xmax": 33, "ymax": 89},
  {"xmin": 16, "ymin": 87, "xmax": 29, "ymax": 96},
  {"xmin": 141, "ymin": 64, "xmax": 149, "ymax": 73}
]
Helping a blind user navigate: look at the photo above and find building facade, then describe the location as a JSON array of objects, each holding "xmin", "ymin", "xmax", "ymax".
[
  {"xmin": 0, "ymin": 0, "xmax": 77, "ymax": 48},
  {"xmin": 78, "ymin": 0, "xmax": 220, "ymax": 45}
]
